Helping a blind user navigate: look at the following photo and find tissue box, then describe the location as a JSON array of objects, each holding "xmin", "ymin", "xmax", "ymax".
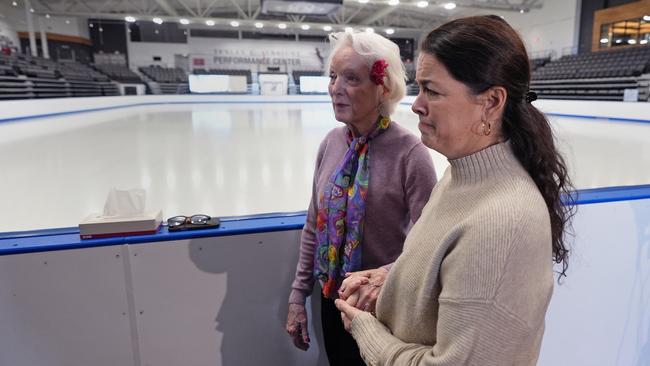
[{"xmin": 79, "ymin": 210, "xmax": 163, "ymax": 239}]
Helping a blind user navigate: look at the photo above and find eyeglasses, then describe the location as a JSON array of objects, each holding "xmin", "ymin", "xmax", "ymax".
[{"xmin": 167, "ymin": 214, "xmax": 211, "ymax": 228}]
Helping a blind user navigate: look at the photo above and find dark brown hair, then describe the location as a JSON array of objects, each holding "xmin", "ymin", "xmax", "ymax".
[{"xmin": 421, "ymin": 15, "xmax": 575, "ymax": 278}]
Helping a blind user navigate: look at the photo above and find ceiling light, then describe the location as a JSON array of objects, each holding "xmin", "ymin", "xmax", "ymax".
[
  {"xmin": 628, "ymin": 39, "xmax": 637, "ymax": 44},
  {"xmin": 345, "ymin": 27, "xmax": 354, "ymax": 33},
  {"xmin": 643, "ymin": 15, "xmax": 650, "ymax": 21},
  {"xmin": 30, "ymin": 8, "xmax": 34, "ymax": 13},
  {"xmin": 385, "ymin": 28, "xmax": 395, "ymax": 35},
  {"xmin": 615, "ymin": 39, "xmax": 622, "ymax": 44},
  {"xmin": 230, "ymin": 21, "xmax": 239, "ymax": 27},
  {"xmin": 65, "ymin": 20, "xmax": 70, "ymax": 24},
  {"xmin": 255, "ymin": 22, "xmax": 263, "ymax": 28},
  {"xmin": 388, "ymin": 0, "xmax": 399, "ymax": 5},
  {"xmin": 301, "ymin": 24, "xmax": 310, "ymax": 30},
  {"xmin": 179, "ymin": 18, "xmax": 190, "ymax": 25},
  {"xmin": 45, "ymin": 14, "xmax": 50, "ymax": 18},
  {"xmin": 417, "ymin": 1, "xmax": 428, "ymax": 8},
  {"xmin": 520, "ymin": 9, "xmax": 525, "ymax": 13},
  {"xmin": 600, "ymin": 38, "xmax": 608, "ymax": 44},
  {"xmin": 641, "ymin": 39, "xmax": 648, "ymax": 44},
  {"xmin": 358, "ymin": 0, "xmax": 369, "ymax": 3},
  {"xmin": 365, "ymin": 27, "xmax": 374, "ymax": 33},
  {"xmin": 89, "ymin": 23, "xmax": 93, "ymax": 28},
  {"xmin": 323, "ymin": 25, "xmax": 332, "ymax": 31},
  {"xmin": 12, "ymin": 1, "xmax": 17, "ymax": 6},
  {"xmin": 278, "ymin": 23, "xmax": 287, "ymax": 29},
  {"xmin": 152, "ymin": 17, "xmax": 163, "ymax": 25},
  {"xmin": 205, "ymin": 20, "xmax": 215, "ymax": 26},
  {"xmin": 125, "ymin": 16, "xmax": 136, "ymax": 23},
  {"xmin": 443, "ymin": 2, "xmax": 456, "ymax": 10}
]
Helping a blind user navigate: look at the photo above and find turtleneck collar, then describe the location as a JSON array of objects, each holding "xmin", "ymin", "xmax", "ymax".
[{"xmin": 448, "ymin": 141, "xmax": 520, "ymax": 185}]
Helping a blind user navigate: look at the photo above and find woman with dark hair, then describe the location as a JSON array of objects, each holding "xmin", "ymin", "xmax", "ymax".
[{"xmin": 335, "ymin": 15, "xmax": 574, "ymax": 365}]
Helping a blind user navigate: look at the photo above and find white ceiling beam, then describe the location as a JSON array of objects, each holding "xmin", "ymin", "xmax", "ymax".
[
  {"xmin": 200, "ymin": 0, "xmax": 219, "ymax": 16},
  {"xmin": 227, "ymin": 0, "xmax": 249, "ymax": 19},
  {"xmin": 360, "ymin": 5, "xmax": 397, "ymax": 25},
  {"xmin": 153, "ymin": 0, "xmax": 178, "ymax": 15},
  {"xmin": 177, "ymin": 0, "xmax": 198, "ymax": 16}
]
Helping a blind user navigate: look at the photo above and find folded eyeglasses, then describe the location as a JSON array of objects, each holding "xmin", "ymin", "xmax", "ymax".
[{"xmin": 167, "ymin": 214, "xmax": 211, "ymax": 228}]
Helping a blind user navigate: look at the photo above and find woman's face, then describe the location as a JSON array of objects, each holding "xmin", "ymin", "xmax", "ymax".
[
  {"xmin": 412, "ymin": 52, "xmax": 498, "ymax": 159},
  {"xmin": 328, "ymin": 46, "xmax": 383, "ymax": 135}
]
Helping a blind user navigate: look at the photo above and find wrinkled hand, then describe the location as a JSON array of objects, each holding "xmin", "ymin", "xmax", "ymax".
[
  {"xmin": 339, "ymin": 268, "xmax": 388, "ymax": 313},
  {"xmin": 286, "ymin": 303, "xmax": 310, "ymax": 350},
  {"xmin": 335, "ymin": 298, "xmax": 364, "ymax": 331}
]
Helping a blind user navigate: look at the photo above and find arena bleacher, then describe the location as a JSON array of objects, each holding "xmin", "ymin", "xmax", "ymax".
[
  {"xmin": 0, "ymin": 54, "xmax": 119, "ymax": 100},
  {"xmin": 531, "ymin": 46, "xmax": 650, "ymax": 101}
]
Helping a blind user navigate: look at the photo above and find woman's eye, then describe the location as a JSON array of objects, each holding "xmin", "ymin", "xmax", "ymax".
[{"xmin": 422, "ymin": 87, "xmax": 437, "ymax": 96}]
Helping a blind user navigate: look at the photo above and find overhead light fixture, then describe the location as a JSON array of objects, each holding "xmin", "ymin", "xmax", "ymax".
[
  {"xmin": 443, "ymin": 2, "xmax": 456, "ymax": 10},
  {"xmin": 628, "ymin": 39, "xmax": 637, "ymax": 44},
  {"xmin": 125, "ymin": 16, "xmax": 136, "ymax": 23},
  {"xmin": 600, "ymin": 38, "xmax": 608, "ymax": 44},
  {"xmin": 385, "ymin": 28, "xmax": 395, "ymax": 35},
  {"xmin": 388, "ymin": 0, "xmax": 399, "ymax": 5},
  {"xmin": 12, "ymin": 1, "xmax": 17, "ymax": 6},
  {"xmin": 643, "ymin": 15, "xmax": 650, "ymax": 21},
  {"xmin": 345, "ymin": 26, "xmax": 354, "ymax": 33},
  {"xmin": 65, "ymin": 19, "xmax": 70, "ymax": 24},
  {"xmin": 615, "ymin": 39, "xmax": 622, "ymax": 44},
  {"xmin": 152, "ymin": 17, "xmax": 163, "ymax": 25},
  {"xmin": 255, "ymin": 22, "xmax": 264, "ymax": 28},
  {"xmin": 641, "ymin": 39, "xmax": 648, "ymax": 44},
  {"xmin": 278, "ymin": 23, "xmax": 287, "ymax": 29},
  {"xmin": 358, "ymin": 0, "xmax": 369, "ymax": 3},
  {"xmin": 179, "ymin": 18, "xmax": 190, "ymax": 25},
  {"xmin": 365, "ymin": 27, "xmax": 374, "ymax": 33},
  {"xmin": 30, "ymin": 8, "xmax": 34, "ymax": 13},
  {"xmin": 205, "ymin": 20, "xmax": 215, "ymax": 26},
  {"xmin": 520, "ymin": 9, "xmax": 525, "ymax": 13},
  {"xmin": 323, "ymin": 25, "xmax": 332, "ymax": 31},
  {"xmin": 301, "ymin": 24, "xmax": 310, "ymax": 30},
  {"xmin": 89, "ymin": 23, "xmax": 94, "ymax": 28},
  {"xmin": 230, "ymin": 21, "xmax": 239, "ymax": 27},
  {"xmin": 417, "ymin": 1, "xmax": 428, "ymax": 8},
  {"xmin": 45, "ymin": 14, "xmax": 50, "ymax": 18}
]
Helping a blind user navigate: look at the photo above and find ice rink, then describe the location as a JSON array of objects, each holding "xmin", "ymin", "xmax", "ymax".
[{"xmin": 0, "ymin": 100, "xmax": 648, "ymax": 232}]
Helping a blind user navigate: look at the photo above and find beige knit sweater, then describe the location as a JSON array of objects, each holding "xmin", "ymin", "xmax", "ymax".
[{"xmin": 350, "ymin": 142, "xmax": 554, "ymax": 366}]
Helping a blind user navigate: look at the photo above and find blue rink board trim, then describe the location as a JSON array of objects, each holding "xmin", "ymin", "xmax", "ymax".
[
  {"xmin": 1, "ymin": 100, "xmax": 650, "ymax": 124},
  {"xmin": 1, "ymin": 185, "xmax": 649, "ymax": 256}
]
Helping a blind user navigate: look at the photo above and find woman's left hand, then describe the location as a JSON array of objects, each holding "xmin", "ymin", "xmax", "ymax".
[{"xmin": 335, "ymin": 298, "xmax": 364, "ymax": 331}]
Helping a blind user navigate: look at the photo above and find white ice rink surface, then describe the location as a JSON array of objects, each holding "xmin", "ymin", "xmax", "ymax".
[{"xmin": 0, "ymin": 101, "xmax": 648, "ymax": 232}]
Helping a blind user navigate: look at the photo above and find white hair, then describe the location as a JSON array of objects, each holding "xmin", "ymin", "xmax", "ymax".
[{"xmin": 326, "ymin": 31, "xmax": 407, "ymax": 116}]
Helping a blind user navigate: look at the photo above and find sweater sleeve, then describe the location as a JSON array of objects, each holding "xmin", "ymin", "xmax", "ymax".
[
  {"xmin": 349, "ymin": 300, "xmax": 531, "ymax": 366},
  {"xmin": 403, "ymin": 142, "xmax": 436, "ymax": 223},
  {"xmin": 288, "ymin": 137, "xmax": 327, "ymax": 305}
]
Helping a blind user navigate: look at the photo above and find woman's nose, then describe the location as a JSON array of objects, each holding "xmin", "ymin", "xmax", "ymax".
[{"xmin": 411, "ymin": 92, "xmax": 426, "ymax": 116}]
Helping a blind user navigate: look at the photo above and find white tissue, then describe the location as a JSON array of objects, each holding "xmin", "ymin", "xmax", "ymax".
[{"xmin": 103, "ymin": 188, "xmax": 146, "ymax": 217}]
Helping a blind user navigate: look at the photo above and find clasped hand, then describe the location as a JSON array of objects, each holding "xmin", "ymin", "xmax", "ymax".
[{"xmin": 335, "ymin": 267, "xmax": 388, "ymax": 331}]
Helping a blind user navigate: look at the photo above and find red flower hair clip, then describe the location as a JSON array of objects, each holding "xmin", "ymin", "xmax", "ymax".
[{"xmin": 370, "ymin": 59, "xmax": 389, "ymax": 86}]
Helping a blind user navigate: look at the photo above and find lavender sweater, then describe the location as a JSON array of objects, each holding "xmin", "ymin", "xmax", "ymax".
[{"xmin": 289, "ymin": 122, "xmax": 437, "ymax": 304}]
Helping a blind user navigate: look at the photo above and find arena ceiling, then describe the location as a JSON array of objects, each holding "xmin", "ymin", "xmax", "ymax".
[{"xmin": 24, "ymin": 0, "xmax": 544, "ymax": 35}]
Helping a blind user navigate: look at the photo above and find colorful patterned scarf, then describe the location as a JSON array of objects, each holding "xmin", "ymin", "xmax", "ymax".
[{"xmin": 314, "ymin": 115, "xmax": 391, "ymax": 298}]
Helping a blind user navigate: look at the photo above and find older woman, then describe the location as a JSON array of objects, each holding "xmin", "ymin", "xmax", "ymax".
[
  {"xmin": 285, "ymin": 32, "xmax": 436, "ymax": 365},
  {"xmin": 336, "ymin": 15, "xmax": 575, "ymax": 365}
]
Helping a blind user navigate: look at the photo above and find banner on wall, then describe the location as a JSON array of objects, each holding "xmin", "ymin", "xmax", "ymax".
[{"xmin": 188, "ymin": 37, "xmax": 328, "ymax": 72}]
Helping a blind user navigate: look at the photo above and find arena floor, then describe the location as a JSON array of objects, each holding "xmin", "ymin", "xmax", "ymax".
[{"xmin": 0, "ymin": 100, "xmax": 648, "ymax": 232}]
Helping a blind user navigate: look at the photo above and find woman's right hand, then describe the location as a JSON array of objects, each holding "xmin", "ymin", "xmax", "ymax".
[{"xmin": 286, "ymin": 303, "xmax": 310, "ymax": 350}]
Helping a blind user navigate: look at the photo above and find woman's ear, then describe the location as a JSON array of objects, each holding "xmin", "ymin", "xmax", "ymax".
[{"xmin": 481, "ymin": 86, "xmax": 507, "ymax": 123}]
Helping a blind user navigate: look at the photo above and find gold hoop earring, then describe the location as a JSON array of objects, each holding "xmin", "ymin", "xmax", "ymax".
[{"xmin": 481, "ymin": 121, "xmax": 491, "ymax": 136}]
